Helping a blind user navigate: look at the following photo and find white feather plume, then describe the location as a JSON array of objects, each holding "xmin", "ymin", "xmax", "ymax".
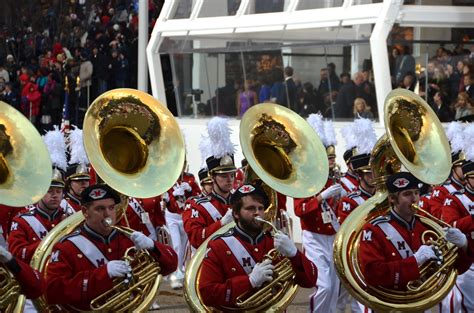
[
  {"xmin": 207, "ymin": 117, "xmax": 236, "ymax": 158},
  {"xmin": 199, "ymin": 136, "xmax": 213, "ymax": 168},
  {"xmin": 43, "ymin": 126, "xmax": 68, "ymax": 171},
  {"xmin": 323, "ymin": 120, "xmax": 337, "ymax": 147},
  {"xmin": 341, "ymin": 123, "xmax": 357, "ymax": 150},
  {"xmin": 463, "ymin": 123, "xmax": 474, "ymax": 162},
  {"xmin": 445, "ymin": 121, "xmax": 464, "ymax": 154},
  {"xmin": 307, "ymin": 113, "xmax": 326, "ymax": 146},
  {"xmin": 352, "ymin": 118, "xmax": 377, "ymax": 154},
  {"xmin": 68, "ymin": 125, "xmax": 89, "ymax": 165}
]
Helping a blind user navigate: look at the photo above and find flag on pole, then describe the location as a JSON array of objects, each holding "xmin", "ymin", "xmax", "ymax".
[{"xmin": 60, "ymin": 77, "xmax": 70, "ymax": 134}]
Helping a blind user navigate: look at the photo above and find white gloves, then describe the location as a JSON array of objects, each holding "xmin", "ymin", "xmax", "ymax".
[
  {"xmin": 320, "ymin": 184, "xmax": 343, "ymax": 200},
  {"xmin": 0, "ymin": 246, "xmax": 13, "ymax": 263},
  {"xmin": 414, "ymin": 245, "xmax": 437, "ymax": 266},
  {"xmin": 172, "ymin": 187, "xmax": 185, "ymax": 197},
  {"xmin": 131, "ymin": 231, "xmax": 155, "ymax": 250},
  {"xmin": 248, "ymin": 259, "xmax": 274, "ymax": 288},
  {"xmin": 181, "ymin": 182, "xmax": 192, "ymax": 192},
  {"xmin": 445, "ymin": 227, "xmax": 468, "ymax": 249},
  {"xmin": 161, "ymin": 192, "xmax": 170, "ymax": 203},
  {"xmin": 220, "ymin": 209, "xmax": 234, "ymax": 226},
  {"xmin": 274, "ymin": 232, "xmax": 297, "ymax": 257},
  {"xmin": 107, "ymin": 260, "xmax": 132, "ymax": 279}
]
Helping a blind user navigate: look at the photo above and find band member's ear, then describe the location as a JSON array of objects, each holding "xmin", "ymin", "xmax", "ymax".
[{"xmin": 81, "ymin": 205, "xmax": 88, "ymax": 218}]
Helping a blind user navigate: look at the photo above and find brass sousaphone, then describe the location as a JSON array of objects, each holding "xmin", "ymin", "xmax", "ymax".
[
  {"xmin": 29, "ymin": 89, "xmax": 185, "ymax": 312},
  {"xmin": 333, "ymin": 89, "xmax": 454, "ymax": 312},
  {"xmin": 184, "ymin": 103, "xmax": 329, "ymax": 312},
  {"xmin": 0, "ymin": 101, "xmax": 52, "ymax": 313}
]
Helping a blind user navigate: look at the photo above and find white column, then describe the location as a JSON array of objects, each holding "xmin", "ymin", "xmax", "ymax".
[
  {"xmin": 370, "ymin": 0, "xmax": 402, "ymax": 126},
  {"xmin": 138, "ymin": 0, "xmax": 149, "ymax": 92}
]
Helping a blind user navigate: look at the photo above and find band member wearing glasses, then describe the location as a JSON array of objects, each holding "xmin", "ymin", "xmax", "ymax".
[
  {"xmin": 45, "ymin": 184, "xmax": 177, "ymax": 310},
  {"xmin": 359, "ymin": 172, "xmax": 470, "ymax": 312},
  {"xmin": 199, "ymin": 183, "xmax": 317, "ymax": 310}
]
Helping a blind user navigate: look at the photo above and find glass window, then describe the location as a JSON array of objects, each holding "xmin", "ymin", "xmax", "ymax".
[
  {"xmin": 296, "ymin": 0, "xmax": 344, "ymax": 10},
  {"xmin": 198, "ymin": 0, "xmax": 242, "ymax": 18},
  {"xmin": 245, "ymin": 0, "xmax": 286, "ymax": 14},
  {"xmin": 170, "ymin": 0, "xmax": 196, "ymax": 19}
]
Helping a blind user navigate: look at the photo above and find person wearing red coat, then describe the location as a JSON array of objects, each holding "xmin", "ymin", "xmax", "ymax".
[
  {"xmin": 199, "ymin": 183, "xmax": 317, "ymax": 310},
  {"xmin": 441, "ymin": 160, "xmax": 474, "ymax": 312},
  {"xmin": 45, "ymin": 184, "xmax": 177, "ymax": 311},
  {"xmin": 340, "ymin": 148, "xmax": 360, "ymax": 193},
  {"xmin": 0, "ymin": 204, "xmax": 23, "ymax": 240},
  {"xmin": 60, "ymin": 164, "xmax": 91, "ymax": 216},
  {"xmin": 293, "ymin": 145, "xmax": 345, "ymax": 313},
  {"xmin": 337, "ymin": 154, "xmax": 374, "ymax": 224},
  {"xmin": 0, "ymin": 245, "xmax": 45, "ymax": 300},
  {"xmin": 7, "ymin": 176, "xmax": 66, "ymax": 264},
  {"xmin": 359, "ymin": 172, "xmax": 471, "ymax": 313},
  {"xmin": 428, "ymin": 151, "xmax": 465, "ymax": 219},
  {"xmin": 183, "ymin": 154, "xmax": 237, "ymax": 249},
  {"xmin": 21, "ymin": 82, "xmax": 41, "ymax": 124}
]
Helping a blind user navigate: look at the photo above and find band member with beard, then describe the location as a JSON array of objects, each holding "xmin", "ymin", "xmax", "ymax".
[
  {"xmin": 183, "ymin": 117, "xmax": 237, "ymax": 249},
  {"xmin": 199, "ymin": 183, "xmax": 317, "ymax": 309},
  {"xmin": 359, "ymin": 172, "xmax": 470, "ymax": 312},
  {"xmin": 45, "ymin": 184, "xmax": 177, "ymax": 310}
]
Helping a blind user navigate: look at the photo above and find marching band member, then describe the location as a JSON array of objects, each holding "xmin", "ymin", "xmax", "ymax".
[
  {"xmin": 183, "ymin": 117, "xmax": 237, "ymax": 249},
  {"xmin": 441, "ymin": 126, "xmax": 474, "ymax": 312},
  {"xmin": 199, "ymin": 183, "xmax": 317, "ymax": 309},
  {"xmin": 0, "ymin": 244, "xmax": 45, "ymax": 300},
  {"xmin": 45, "ymin": 184, "xmax": 177, "ymax": 310},
  {"xmin": 428, "ymin": 122, "xmax": 466, "ymax": 218},
  {"xmin": 197, "ymin": 167, "xmax": 213, "ymax": 197},
  {"xmin": 294, "ymin": 114, "xmax": 344, "ymax": 313},
  {"xmin": 340, "ymin": 148, "xmax": 359, "ymax": 193},
  {"xmin": 359, "ymin": 172, "xmax": 470, "ymax": 312},
  {"xmin": 162, "ymin": 163, "xmax": 201, "ymax": 289},
  {"xmin": 61, "ymin": 127, "xmax": 91, "ymax": 215}
]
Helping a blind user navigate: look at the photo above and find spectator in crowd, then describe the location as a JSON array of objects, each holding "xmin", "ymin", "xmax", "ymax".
[
  {"xmin": 400, "ymin": 73, "xmax": 416, "ymax": 91},
  {"xmin": 353, "ymin": 97, "xmax": 374, "ymax": 119},
  {"xmin": 216, "ymin": 78, "xmax": 237, "ymax": 116},
  {"xmin": 334, "ymin": 72, "xmax": 364, "ymax": 119},
  {"xmin": 340, "ymin": 72, "xmax": 350, "ymax": 85},
  {"xmin": 237, "ymin": 80, "xmax": 257, "ymax": 117},
  {"xmin": 298, "ymin": 82, "xmax": 323, "ymax": 117},
  {"xmin": 280, "ymin": 66, "xmax": 298, "ymax": 112},
  {"xmin": 1, "ymin": 82, "xmax": 19, "ymax": 110},
  {"xmin": 271, "ymin": 68, "xmax": 285, "ymax": 104},
  {"xmin": 0, "ymin": 64, "xmax": 9, "ymax": 83},
  {"xmin": 454, "ymin": 91, "xmax": 474, "ymax": 120},
  {"xmin": 463, "ymin": 74, "xmax": 473, "ymax": 99},
  {"xmin": 258, "ymin": 74, "xmax": 271, "ymax": 103},
  {"xmin": 90, "ymin": 46, "xmax": 108, "ymax": 98},
  {"xmin": 395, "ymin": 45, "xmax": 416, "ymax": 86},
  {"xmin": 431, "ymin": 91, "xmax": 453, "ymax": 122}
]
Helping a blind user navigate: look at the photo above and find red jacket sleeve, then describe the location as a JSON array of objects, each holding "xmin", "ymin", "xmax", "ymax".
[
  {"xmin": 359, "ymin": 224, "xmax": 420, "ymax": 288},
  {"xmin": 5, "ymin": 257, "xmax": 45, "ymax": 299},
  {"xmin": 150, "ymin": 242, "xmax": 178, "ymax": 276},
  {"xmin": 7, "ymin": 218, "xmax": 41, "ymax": 263},
  {"xmin": 293, "ymin": 197, "xmax": 320, "ymax": 217},
  {"xmin": 45, "ymin": 241, "xmax": 114, "ymax": 309},
  {"xmin": 441, "ymin": 196, "xmax": 473, "ymax": 232},
  {"xmin": 288, "ymin": 250, "xmax": 318, "ymax": 288},
  {"xmin": 183, "ymin": 207, "xmax": 223, "ymax": 249},
  {"xmin": 199, "ymin": 240, "xmax": 253, "ymax": 308}
]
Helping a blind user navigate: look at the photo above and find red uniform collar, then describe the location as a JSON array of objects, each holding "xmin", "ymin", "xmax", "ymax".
[
  {"xmin": 390, "ymin": 209, "xmax": 417, "ymax": 231},
  {"xmin": 82, "ymin": 223, "xmax": 119, "ymax": 244},
  {"xmin": 66, "ymin": 191, "xmax": 82, "ymax": 205},
  {"xmin": 233, "ymin": 225, "xmax": 265, "ymax": 245},
  {"xmin": 35, "ymin": 205, "xmax": 61, "ymax": 222},
  {"xmin": 210, "ymin": 191, "xmax": 230, "ymax": 205}
]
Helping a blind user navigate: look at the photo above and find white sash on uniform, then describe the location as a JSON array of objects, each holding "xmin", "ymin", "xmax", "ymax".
[
  {"xmin": 129, "ymin": 198, "xmax": 157, "ymax": 240},
  {"xmin": 445, "ymin": 184, "xmax": 456, "ymax": 194},
  {"xmin": 21, "ymin": 215, "xmax": 48, "ymax": 239},
  {"xmin": 60, "ymin": 199, "xmax": 76, "ymax": 216},
  {"xmin": 201, "ymin": 202, "xmax": 223, "ymax": 222},
  {"xmin": 67, "ymin": 235, "xmax": 109, "ymax": 267},
  {"xmin": 221, "ymin": 236, "xmax": 256, "ymax": 274},
  {"xmin": 340, "ymin": 177, "xmax": 357, "ymax": 192},
  {"xmin": 351, "ymin": 195, "xmax": 365, "ymax": 206},
  {"xmin": 377, "ymin": 222, "xmax": 414, "ymax": 259},
  {"xmin": 453, "ymin": 193, "xmax": 473, "ymax": 215}
]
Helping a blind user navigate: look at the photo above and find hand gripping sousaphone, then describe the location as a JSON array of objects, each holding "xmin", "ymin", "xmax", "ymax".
[
  {"xmin": 27, "ymin": 89, "xmax": 186, "ymax": 312},
  {"xmin": 184, "ymin": 103, "xmax": 329, "ymax": 312},
  {"xmin": 333, "ymin": 89, "xmax": 454, "ymax": 312}
]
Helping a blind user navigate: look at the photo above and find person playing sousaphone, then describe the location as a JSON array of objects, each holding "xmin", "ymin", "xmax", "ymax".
[
  {"xmin": 45, "ymin": 184, "xmax": 178, "ymax": 310},
  {"xmin": 359, "ymin": 172, "xmax": 471, "ymax": 312},
  {"xmin": 198, "ymin": 183, "xmax": 317, "ymax": 309}
]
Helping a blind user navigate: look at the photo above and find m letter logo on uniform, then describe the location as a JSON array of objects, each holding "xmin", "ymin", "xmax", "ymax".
[
  {"xmin": 96, "ymin": 258, "xmax": 105, "ymax": 267},
  {"xmin": 443, "ymin": 198, "xmax": 452, "ymax": 206},
  {"xmin": 362, "ymin": 230, "xmax": 372, "ymax": 241},
  {"xmin": 397, "ymin": 241, "xmax": 406, "ymax": 250},
  {"xmin": 50, "ymin": 250, "xmax": 60, "ymax": 262},
  {"xmin": 242, "ymin": 257, "xmax": 252, "ymax": 268},
  {"xmin": 343, "ymin": 202, "xmax": 351, "ymax": 212},
  {"xmin": 191, "ymin": 209, "xmax": 199, "ymax": 218}
]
